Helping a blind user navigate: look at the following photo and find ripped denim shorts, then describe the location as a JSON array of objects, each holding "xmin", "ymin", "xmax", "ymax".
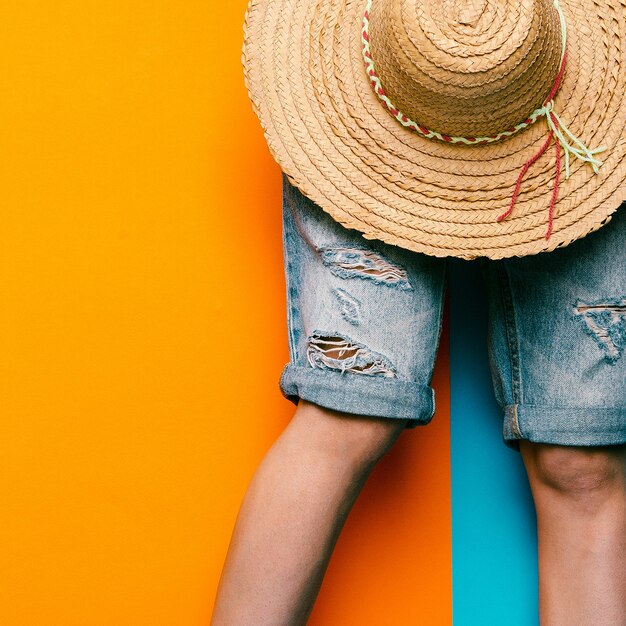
[{"xmin": 278, "ymin": 172, "xmax": 626, "ymax": 452}]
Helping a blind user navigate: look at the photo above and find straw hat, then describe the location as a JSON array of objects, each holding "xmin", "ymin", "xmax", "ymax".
[{"xmin": 241, "ymin": 0, "xmax": 626, "ymax": 260}]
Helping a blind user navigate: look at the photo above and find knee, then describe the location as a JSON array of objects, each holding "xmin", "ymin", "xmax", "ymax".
[{"xmin": 523, "ymin": 442, "xmax": 626, "ymax": 496}]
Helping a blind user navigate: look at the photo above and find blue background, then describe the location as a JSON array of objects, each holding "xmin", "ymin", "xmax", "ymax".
[{"xmin": 449, "ymin": 258, "xmax": 539, "ymax": 625}]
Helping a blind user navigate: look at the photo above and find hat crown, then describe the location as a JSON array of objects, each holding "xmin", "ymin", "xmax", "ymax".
[
  {"xmin": 456, "ymin": 0, "xmax": 487, "ymax": 27},
  {"xmin": 367, "ymin": 0, "xmax": 563, "ymax": 138}
]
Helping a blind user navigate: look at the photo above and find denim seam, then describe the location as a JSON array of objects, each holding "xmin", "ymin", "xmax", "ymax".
[
  {"xmin": 430, "ymin": 262, "xmax": 448, "ymax": 383},
  {"xmin": 282, "ymin": 191, "xmax": 300, "ymax": 364},
  {"xmin": 510, "ymin": 403, "xmax": 626, "ymax": 409},
  {"xmin": 516, "ymin": 427, "xmax": 626, "ymax": 434},
  {"xmin": 511, "ymin": 404, "xmax": 523, "ymax": 438},
  {"xmin": 498, "ymin": 263, "xmax": 523, "ymax": 406}
]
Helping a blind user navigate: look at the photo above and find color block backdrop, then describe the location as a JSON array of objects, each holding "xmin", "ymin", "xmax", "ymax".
[{"xmin": 0, "ymin": 1, "xmax": 537, "ymax": 624}]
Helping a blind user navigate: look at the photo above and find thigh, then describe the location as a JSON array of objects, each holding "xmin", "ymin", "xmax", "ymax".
[
  {"xmin": 482, "ymin": 202, "xmax": 626, "ymax": 452},
  {"xmin": 278, "ymin": 172, "xmax": 448, "ymax": 428}
]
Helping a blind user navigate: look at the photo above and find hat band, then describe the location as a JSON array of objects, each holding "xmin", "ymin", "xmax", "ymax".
[{"xmin": 361, "ymin": 0, "xmax": 608, "ymax": 240}]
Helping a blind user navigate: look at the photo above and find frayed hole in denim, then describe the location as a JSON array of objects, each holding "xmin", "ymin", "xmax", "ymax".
[
  {"xmin": 573, "ymin": 298, "xmax": 626, "ymax": 364},
  {"xmin": 306, "ymin": 331, "xmax": 397, "ymax": 378}
]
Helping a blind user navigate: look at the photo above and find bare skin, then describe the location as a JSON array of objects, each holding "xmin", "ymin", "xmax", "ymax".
[
  {"xmin": 212, "ymin": 400, "xmax": 626, "ymax": 625},
  {"xmin": 519, "ymin": 440, "xmax": 626, "ymax": 626},
  {"xmin": 211, "ymin": 399, "xmax": 408, "ymax": 625}
]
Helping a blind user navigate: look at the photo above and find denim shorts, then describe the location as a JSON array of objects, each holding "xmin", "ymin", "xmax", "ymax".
[{"xmin": 277, "ymin": 172, "xmax": 626, "ymax": 452}]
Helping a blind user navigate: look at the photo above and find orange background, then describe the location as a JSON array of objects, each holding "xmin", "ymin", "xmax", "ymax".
[{"xmin": 0, "ymin": 2, "xmax": 451, "ymax": 623}]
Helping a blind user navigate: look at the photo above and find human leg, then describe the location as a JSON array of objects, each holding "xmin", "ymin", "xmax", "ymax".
[
  {"xmin": 212, "ymin": 174, "xmax": 448, "ymax": 624},
  {"xmin": 211, "ymin": 399, "xmax": 408, "ymax": 626},
  {"xmin": 482, "ymin": 202, "xmax": 626, "ymax": 623},
  {"xmin": 520, "ymin": 441, "xmax": 626, "ymax": 626}
]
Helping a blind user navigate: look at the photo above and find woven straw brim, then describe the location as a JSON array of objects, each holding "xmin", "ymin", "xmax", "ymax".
[{"xmin": 242, "ymin": 0, "xmax": 626, "ymax": 260}]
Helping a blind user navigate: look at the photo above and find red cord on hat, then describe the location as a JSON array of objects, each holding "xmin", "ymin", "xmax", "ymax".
[
  {"xmin": 496, "ymin": 55, "xmax": 568, "ymax": 239},
  {"xmin": 496, "ymin": 130, "xmax": 562, "ymax": 240},
  {"xmin": 496, "ymin": 51, "xmax": 606, "ymax": 239}
]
